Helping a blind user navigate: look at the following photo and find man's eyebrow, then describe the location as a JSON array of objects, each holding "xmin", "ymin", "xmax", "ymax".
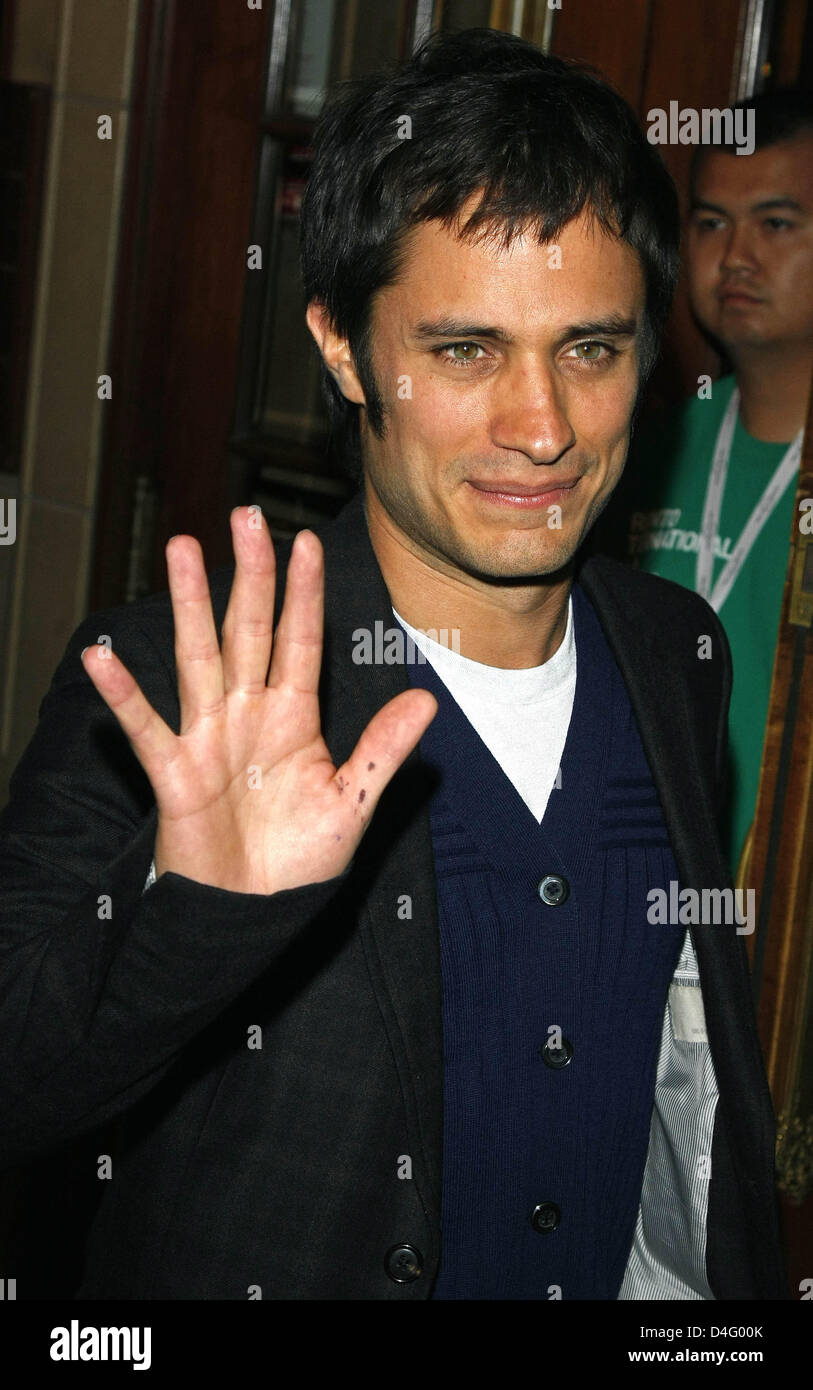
[
  {"xmin": 556, "ymin": 315, "xmax": 638, "ymax": 341},
  {"xmin": 412, "ymin": 318, "xmax": 513, "ymax": 343},
  {"xmin": 751, "ymin": 197, "xmax": 807, "ymax": 214},
  {"xmin": 691, "ymin": 196, "xmax": 807, "ymax": 215},
  {"xmin": 411, "ymin": 314, "xmax": 638, "ymax": 343}
]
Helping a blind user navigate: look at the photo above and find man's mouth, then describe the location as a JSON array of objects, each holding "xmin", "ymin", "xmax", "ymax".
[
  {"xmin": 466, "ymin": 477, "xmax": 581, "ymax": 508},
  {"xmin": 717, "ymin": 286, "xmax": 765, "ymax": 306}
]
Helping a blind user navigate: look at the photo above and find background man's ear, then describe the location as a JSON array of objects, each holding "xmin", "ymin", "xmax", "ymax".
[{"xmin": 305, "ymin": 302, "xmax": 366, "ymax": 406}]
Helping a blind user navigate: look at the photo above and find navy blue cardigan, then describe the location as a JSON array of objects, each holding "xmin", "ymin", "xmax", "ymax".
[{"xmin": 406, "ymin": 583, "xmax": 684, "ymax": 1299}]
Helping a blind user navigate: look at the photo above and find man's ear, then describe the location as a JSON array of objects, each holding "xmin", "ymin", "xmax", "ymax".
[{"xmin": 305, "ymin": 302, "xmax": 366, "ymax": 406}]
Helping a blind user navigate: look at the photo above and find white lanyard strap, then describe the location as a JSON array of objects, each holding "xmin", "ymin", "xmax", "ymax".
[{"xmin": 695, "ymin": 386, "xmax": 803, "ymax": 613}]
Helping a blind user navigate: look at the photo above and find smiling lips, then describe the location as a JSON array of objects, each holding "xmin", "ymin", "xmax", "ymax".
[{"xmin": 467, "ymin": 477, "xmax": 581, "ymax": 508}]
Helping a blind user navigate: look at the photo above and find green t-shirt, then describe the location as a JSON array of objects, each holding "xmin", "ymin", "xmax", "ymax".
[{"xmin": 619, "ymin": 375, "xmax": 797, "ymax": 872}]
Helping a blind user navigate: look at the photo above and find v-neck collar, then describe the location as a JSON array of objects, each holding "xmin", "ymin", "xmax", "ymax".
[{"xmin": 402, "ymin": 583, "xmax": 611, "ymax": 884}]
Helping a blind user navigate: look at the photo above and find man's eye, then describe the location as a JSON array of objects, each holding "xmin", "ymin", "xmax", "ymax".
[
  {"xmin": 765, "ymin": 217, "xmax": 793, "ymax": 230},
  {"xmin": 438, "ymin": 342, "xmax": 485, "ymax": 366},
  {"xmin": 570, "ymin": 341, "xmax": 614, "ymax": 365},
  {"xmin": 693, "ymin": 216, "xmax": 724, "ymax": 231}
]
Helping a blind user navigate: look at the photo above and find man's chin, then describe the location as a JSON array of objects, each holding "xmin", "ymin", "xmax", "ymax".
[
  {"xmin": 692, "ymin": 307, "xmax": 770, "ymax": 354},
  {"xmin": 452, "ymin": 538, "xmax": 579, "ymax": 585}
]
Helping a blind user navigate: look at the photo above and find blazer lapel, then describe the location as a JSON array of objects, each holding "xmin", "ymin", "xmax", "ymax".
[
  {"xmin": 576, "ymin": 554, "xmax": 776, "ymax": 1224},
  {"xmin": 316, "ymin": 492, "xmax": 444, "ymax": 1218},
  {"xmin": 577, "ymin": 554, "xmax": 728, "ymax": 894}
]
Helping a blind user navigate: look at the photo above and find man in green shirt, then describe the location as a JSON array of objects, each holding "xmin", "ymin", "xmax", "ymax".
[{"xmin": 607, "ymin": 89, "xmax": 813, "ymax": 873}]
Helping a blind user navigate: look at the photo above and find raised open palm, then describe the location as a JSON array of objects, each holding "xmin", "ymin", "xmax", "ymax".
[{"xmin": 81, "ymin": 507, "xmax": 437, "ymax": 895}]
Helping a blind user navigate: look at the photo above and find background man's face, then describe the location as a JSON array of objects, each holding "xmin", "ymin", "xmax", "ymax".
[
  {"xmin": 688, "ymin": 133, "xmax": 813, "ymax": 353},
  {"xmin": 359, "ymin": 205, "xmax": 644, "ymax": 582}
]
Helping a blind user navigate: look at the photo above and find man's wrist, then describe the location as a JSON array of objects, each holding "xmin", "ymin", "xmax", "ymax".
[{"xmin": 141, "ymin": 855, "xmax": 354, "ymax": 899}]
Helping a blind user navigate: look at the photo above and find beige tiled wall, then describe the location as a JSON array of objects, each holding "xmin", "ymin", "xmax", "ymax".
[{"xmin": 1, "ymin": 0, "xmax": 140, "ymax": 804}]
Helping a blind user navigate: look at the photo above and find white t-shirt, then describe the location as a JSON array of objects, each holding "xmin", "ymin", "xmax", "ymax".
[{"xmin": 392, "ymin": 596, "xmax": 576, "ymax": 823}]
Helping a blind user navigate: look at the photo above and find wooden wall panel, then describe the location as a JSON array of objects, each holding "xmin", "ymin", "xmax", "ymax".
[
  {"xmin": 745, "ymin": 369, "xmax": 813, "ymax": 1258},
  {"xmin": 551, "ymin": 0, "xmax": 746, "ymax": 403},
  {"xmin": 749, "ymin": 380, "xmax": 813, "ymax": 1083},
  {"xmin": 550, "ymin": 0, "xmax": 652, "ymax": 107},
  {"xmin": 639, "ymin": 0, "xmax": 744, "ymax": 397},
  {"xmin": 89, "ymin": 0, "xmax": 273, "ymax": 610},
  {"xmin": 773, "ymin": 0, "xmax": 809, "ymax": 83}
]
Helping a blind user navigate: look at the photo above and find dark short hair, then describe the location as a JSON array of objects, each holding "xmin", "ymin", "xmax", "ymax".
[
  {"xmin": 300, "ymin": 27, "xmax": 680, "ymax": 482},
  {"xmin": 690, "ymin": 87, "xmax": 813, "ymax": 195}
]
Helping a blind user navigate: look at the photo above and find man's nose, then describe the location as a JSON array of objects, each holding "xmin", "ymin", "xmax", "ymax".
[
  {"xmin": 719, "ymin": 222, "xmax": 759, "ymax": 274},
  {"xmin": 488, "ymin": 361, "xmax": 575, "ymax": 464}
]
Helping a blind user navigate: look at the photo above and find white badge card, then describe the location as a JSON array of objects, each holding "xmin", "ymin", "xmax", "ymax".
[{"xmin": 669, "ymin": 980, "xmax": 709, "ymax": 1044}]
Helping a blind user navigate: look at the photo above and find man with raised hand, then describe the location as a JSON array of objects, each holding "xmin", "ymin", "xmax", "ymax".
[
  {"xmin": 609, "ymin": 90, "xmax": 813, "ymax": 876},
  {"xmin": 0, "ymin": 30, "xmax": 786, "ymax": 1300}
]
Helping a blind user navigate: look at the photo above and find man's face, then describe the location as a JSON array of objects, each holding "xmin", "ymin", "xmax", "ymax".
[
  {"xmin": 688, "ymin": 133, "xmax": 813, "ymax": 354},
  {"xmin": 356, "ymin": 205, "xmax": 644, "ymax": 582}
]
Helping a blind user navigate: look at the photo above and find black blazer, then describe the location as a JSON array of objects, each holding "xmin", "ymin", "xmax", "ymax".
[{"xmin": 0, "ymin": 491, "xmax": 787, "ymax": 1299}]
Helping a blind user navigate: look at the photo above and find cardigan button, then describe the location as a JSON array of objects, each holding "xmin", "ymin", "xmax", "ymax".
[
  {"xmin": 385, "ymin": 1244, "xmax": 423, "ymax": 1283},
  {"xmin": 540, "ymin": 1037, "xmax": 574, "ymax": 1069},
  {"xmin": 537, "ymin": 874, "xmax": 569, "ymax": 906},
  {"xmin": 531, "ymin": 1202, "xmax": 561, "ymax": 1233}
]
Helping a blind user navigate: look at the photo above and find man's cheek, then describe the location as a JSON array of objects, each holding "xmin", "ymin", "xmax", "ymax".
[
  {"xmin": 687, "ymin": 250, "xmax": 710, "ymax": 285},
  {"xmin": 412, "ymin": 396, "xmax": 474, "ymax": 451}
]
